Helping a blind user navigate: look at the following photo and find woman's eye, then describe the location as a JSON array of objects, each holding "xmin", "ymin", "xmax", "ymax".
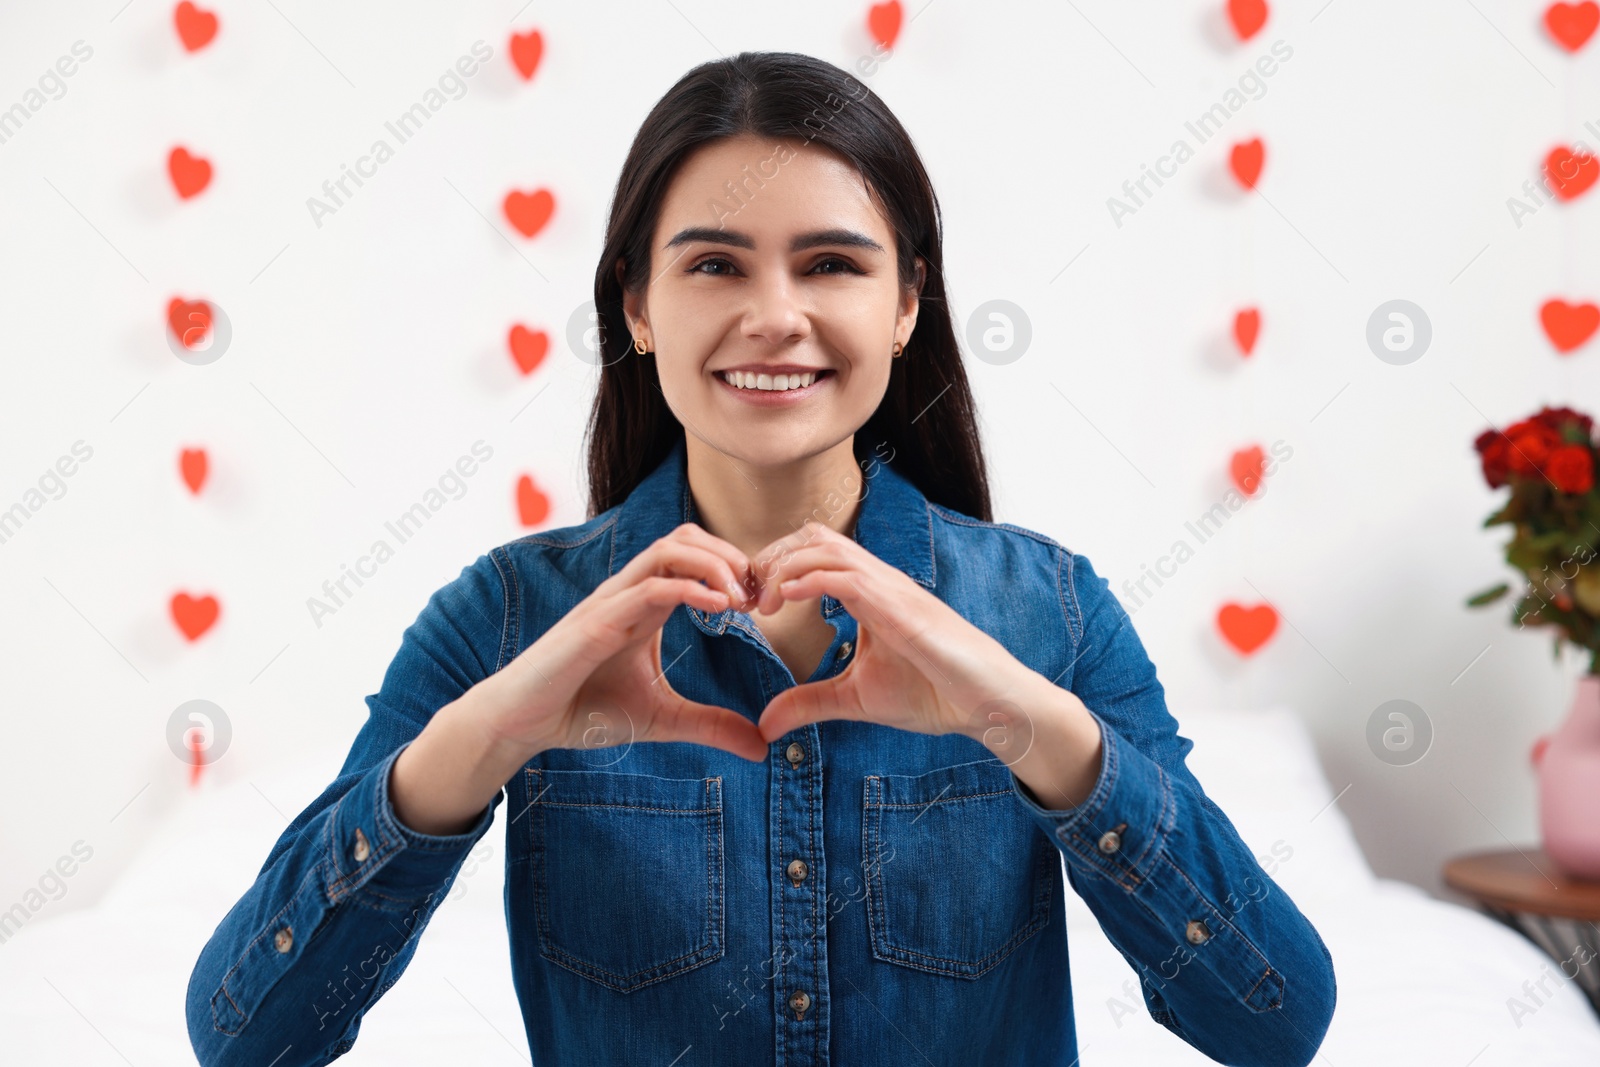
[{"xmin": 686, "ymin": 256, "xmax": 862, "ymax": 276}]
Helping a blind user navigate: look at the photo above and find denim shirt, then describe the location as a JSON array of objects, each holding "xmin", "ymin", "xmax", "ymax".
[{"xmin": 186, "ymin": 434, "xmax": 1336, "ymax": 1067}]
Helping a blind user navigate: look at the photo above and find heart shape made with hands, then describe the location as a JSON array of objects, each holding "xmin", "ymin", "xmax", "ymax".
[
  {"xmin": 553, "ymin": 520, "xmax": 1065, "ymax": 767},
  {"xmin": 738, "ymin": 521, "xmax": 1033, "ymax": 748}
]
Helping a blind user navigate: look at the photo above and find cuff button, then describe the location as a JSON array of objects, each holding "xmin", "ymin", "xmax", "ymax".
[
  {"xmin": 352, "ymin": 827, "xmax": 371, "ymax": 863},
  {"xmin": 274, "ymin": 927, "xmax": 293, "ymax": 953},
  {"xmin": 1097, "ymin": 822, "xmax": 1127, "ymax": 854}
]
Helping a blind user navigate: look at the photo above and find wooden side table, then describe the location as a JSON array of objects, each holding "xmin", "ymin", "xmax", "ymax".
[{"xmin": 1443, "ymin": 847, "xmax": 1600, "ymax": 1016}]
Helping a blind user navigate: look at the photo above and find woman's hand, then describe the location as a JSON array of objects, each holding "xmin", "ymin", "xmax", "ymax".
[
  {"xmin": 477, "ymin": 522, "xmax": 770, "ymax": 764},
  {"xmin": 750, "ymin": 521, "xmax": 1041, "ymax": 752},
  {"xmin": 748, "ymin": 520, "xmax": 1105, "ymax": 808}
]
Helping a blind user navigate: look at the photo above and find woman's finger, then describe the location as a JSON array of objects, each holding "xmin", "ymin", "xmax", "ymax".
[
  {"xmin": 665, "ymin": 522, "xmax": 761, "ymax": 595},
  {"xmin": 751, "ymin": 520, "xmax": 853, "ymax": 583},
  {"xmin": 770, "ymin": 567, "xmax": 937, "ymax": 661},
  {"xmin": 755, "ymin": 671, "xmax": 862, "ymax": 742},
  {"xmin": 651, "ymin": 691, "xmax": 769, "ymax": 762},
  {"xmin": 610, "ymin": 532, "xmax": 751, "ymax": 606},
  {"xmin": 564, "ymin": 576, "xmax": 730, "ymax": 670},
  {"xmin": 752, "ymin": 542, "xmax": 863, "ymax": 614}
]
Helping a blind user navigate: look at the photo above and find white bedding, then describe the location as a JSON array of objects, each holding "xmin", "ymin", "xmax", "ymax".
[{"xmin": 2, "ymin": 707, "xmax": 1596, "ymax": 1065}]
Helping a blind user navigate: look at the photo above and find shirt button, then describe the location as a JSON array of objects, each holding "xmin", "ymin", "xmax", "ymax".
[
  {"xmin": 1097, "ymin": 830, "xmax": 1122, "ymax": 854},
  {"xmin": 274, "ymin": 927, "xmax": 293, "ymax": 953},
  {"xmin": 788, "ymin": 989, "xmax": 811, "ymax": 1021},
  {"xmin": 1186, "ymin": 919, "xmax": 1211, "ymax": 945},
  {"xmin": 787, "ymin": 858, "xmax": 808, "ymax": 885},
  {"xmin": 352, "ymin": 827, "xmax": 371, "ymax": 863},
  {"xmin": 785, "ymin": 742, "xmax": 805, "ymax": 767},
  {"xmin": 837, "ymin": 640, "xmax": 853, "ymax": 661}
]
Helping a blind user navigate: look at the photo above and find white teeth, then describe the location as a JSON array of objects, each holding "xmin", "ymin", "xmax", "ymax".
[{"xmin": 721, "ymin": 370, "xmax": 819, "ymax": 391}]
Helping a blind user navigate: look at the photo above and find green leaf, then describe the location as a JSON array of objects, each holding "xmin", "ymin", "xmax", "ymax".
[
  {"xmin": 1529, "ymin": 530, "xmax": 1569, "ymax": 551},
  {"xmin": 1507, "ymin": 543, "xmax": 1546, "ymax": 573},
  {"xmin": 1466, "ymin": 583, "xmax": 1511, "ymax": 607}
]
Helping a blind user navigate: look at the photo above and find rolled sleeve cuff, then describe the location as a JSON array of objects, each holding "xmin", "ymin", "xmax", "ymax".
[
  {"xmin": 1008, "ymin": 707, "xmax": 1175, "ymax": 891},
  {"xmin": 323, "ymin": 740, "xmax": 496, "ymax": 904}
]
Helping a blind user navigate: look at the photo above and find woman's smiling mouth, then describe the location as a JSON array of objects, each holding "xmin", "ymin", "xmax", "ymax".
[{"xmin": 714, "ymin": 367, "xmax": 835, "ymax": 405}]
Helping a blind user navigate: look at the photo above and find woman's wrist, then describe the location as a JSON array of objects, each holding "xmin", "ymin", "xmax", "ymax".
[
  {"xmin": 388, "ymin": 681, "xmax": 539, "ymax": 836},
  {"xmin": 968, "ymin": 672, "xmax": 1104, "ymax": 811}
]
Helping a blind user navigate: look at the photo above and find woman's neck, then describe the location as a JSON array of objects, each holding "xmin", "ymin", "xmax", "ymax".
[{"xmin": 683, "ymin": 435, "xmax": 866, "ymax": 567}]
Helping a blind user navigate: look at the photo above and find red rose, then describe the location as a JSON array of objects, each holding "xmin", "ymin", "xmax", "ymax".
[
  {"xmin": 1547, "ymin": 445, "xmax": 1595, "ymax": 494},
  {"xmin": 1505, "ymin": 420, "xmax": 1563, "ymax": 476},
  {"xmin": 1533, "ymin": 406, "xmax": 1595, "ymax": 438},
  {"xmin": 1475, "ymin": 430, "xmax": 1513, "ymax": 488}
]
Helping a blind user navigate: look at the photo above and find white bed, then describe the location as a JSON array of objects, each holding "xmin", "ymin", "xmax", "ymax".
[{"xmin": 3, "ymin": 707, "xmax": 1597, "ymax": 1064}]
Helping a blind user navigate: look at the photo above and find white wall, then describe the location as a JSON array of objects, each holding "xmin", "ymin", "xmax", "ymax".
[{"xmin": 1, "ymin": 0, "xmax": 1594, "ymax": 927}]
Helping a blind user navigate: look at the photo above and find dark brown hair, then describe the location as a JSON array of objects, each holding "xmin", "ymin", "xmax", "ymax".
[{"xmin": 583, "ymin": 50, "xmax": 991, "ymax": 522}]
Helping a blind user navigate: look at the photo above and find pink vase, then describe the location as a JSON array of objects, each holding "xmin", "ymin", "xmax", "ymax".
[{"xmin": 1531, "ymin": 673, "xmax": 1600, "ymax": 881}]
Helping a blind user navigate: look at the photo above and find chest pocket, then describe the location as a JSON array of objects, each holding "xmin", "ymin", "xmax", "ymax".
[
  {"xmin": 525, "ymin": 767, "xmax": 725, "ymax": 993},
  {"xmin": 863, "ymin": 758, "xmax": 1055, "ymax": 979}
]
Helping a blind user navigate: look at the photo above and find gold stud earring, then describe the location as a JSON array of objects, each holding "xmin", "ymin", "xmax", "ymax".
[
  {"xmin": 634, "ymin": 336, "xmax": 648, "ymax": 355},
  {"xmin": 891, "ymin": 341, "xmax": 904, "ymax": 357}
]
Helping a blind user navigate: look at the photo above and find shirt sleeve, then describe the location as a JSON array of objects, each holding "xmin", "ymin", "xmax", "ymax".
[
  {"xmin": 186, "ymin": 550, "xmax": 513, "ymax": 1067},
  {"xmin": 1008, "ymin": 547, "xmax": 1337, "ymax": 1067}
]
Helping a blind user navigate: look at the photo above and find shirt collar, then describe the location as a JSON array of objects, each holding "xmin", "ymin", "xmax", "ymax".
[{"xmin": 608, "ymin": 435, "xmax": 935, "ymax": 623}]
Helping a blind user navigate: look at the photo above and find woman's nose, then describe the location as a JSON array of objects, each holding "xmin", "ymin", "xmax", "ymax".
[{"xmin": 742, "ymin": 270, "xmax": 810, "ymax": 345}]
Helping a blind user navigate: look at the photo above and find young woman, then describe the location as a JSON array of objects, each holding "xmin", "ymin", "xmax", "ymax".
[{"xmin": 187, "ymin": 51, "xmax": 1335, "ymax": 1067}]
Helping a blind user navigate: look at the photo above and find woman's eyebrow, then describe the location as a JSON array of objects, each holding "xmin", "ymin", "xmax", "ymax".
[{"xmin": 663, "ymin": 226, "xmax": 885, "ymax": 253}]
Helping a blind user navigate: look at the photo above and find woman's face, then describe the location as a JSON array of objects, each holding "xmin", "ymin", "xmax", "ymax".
[{"xmin": 622, "ymin": 134, "xmax": 922, "ymax": 468}]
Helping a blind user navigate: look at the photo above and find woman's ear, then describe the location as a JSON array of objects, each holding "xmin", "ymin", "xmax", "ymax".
[
  {"xmin": 896, "ymin": 256, "xmax": 926, "ymax": 340},
  {"xmin": 618, "ymin": 258, "xmax": 647, "ymax": 338}
]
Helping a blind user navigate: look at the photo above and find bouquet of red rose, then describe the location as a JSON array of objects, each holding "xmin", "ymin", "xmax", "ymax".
[{"xmin": 1468, "ymin": 405, "xmax": 1600, "ymax": 673}]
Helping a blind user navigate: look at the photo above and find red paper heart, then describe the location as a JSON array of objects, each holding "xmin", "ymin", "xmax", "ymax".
[
  {"xmin": 508, "ymin": 325, "xmax": 549, "ymax": 375},
  {"xmin": 1229, "ymin": 138, "xmax": 1264, "ymax": 189},
  {"xmin": 1230, "ymin": 445, "xmax": 1266, "ymax": 495},
  {"xmin": 510, "ymin": 29, "xmax": 544, "ymax": 80},
  {"xmin": 517, "ymin": 474, "xmax": 551, "ymax": 527},
  {"xmin": 168, "ymin": 146, "xmax": 212, "ymax": 199},
  {"xmin": 1217, "ymin": 602, "xmax": 1277, "ymax": 655},
  {"xmin": 503, "ymin": 188, "xmax": 555, "ymax": 238},
  {"xmin": 1546, "ymin": 145, "xmax": 1599, "ymax": 199},
  {"xmin": 180, "ymin": 448, "xmax": 208, "ymax": 494},
  {"xmin": 173, "ymin": 1, "xmax": 219, "ymax": 52},
  {"xmin": 1546, "ymin": 2, "xmax": 1599, "ymax": 51},
  {"xmin": 1234, "ymin": 307, "xmax": 1260, "ymax": 355},
  {"xmin": 167, "ymin": 297, "xmax": 212, "ymax": 349},
  {"xmin": 1228, "ymin": 0, "xmax": 1269, "ymax": 40},
  {"xmin": 868, "ymin": 1, "xmax": 903, "ymax": 48},
  {"xmin": 171, "ymin": 592, "xmax": 220, "ymax": 641},
  {"xmin": 1540, "ymin": 298, "xmax": 1600, "ymax": 353}
]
